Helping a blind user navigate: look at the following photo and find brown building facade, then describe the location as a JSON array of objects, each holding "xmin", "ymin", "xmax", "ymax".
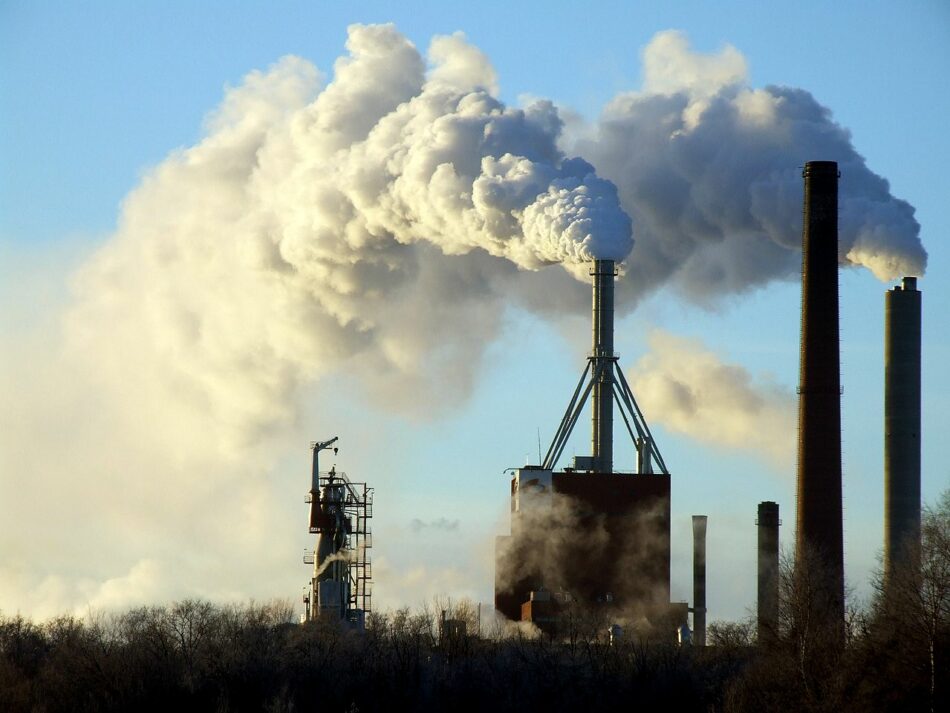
[{"xmin": 495, "ymin": 467, "xmax": 671, "ymax": 624}]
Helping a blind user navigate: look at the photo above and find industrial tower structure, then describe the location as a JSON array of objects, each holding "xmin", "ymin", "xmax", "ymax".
[
  {"xmin": 884, "ymin": 277, "xmax": 922, "ymax": 587},
  {"xmin": 495, "ymin": 259, "xmax": 674, "ymax": 631},
  {"xmin": 795, "ymin": 161, "xmax": 845, "ymax": 629},
  {"xmin": 303, "ymin": 438, "xmax": 374, "ymax": 628}
]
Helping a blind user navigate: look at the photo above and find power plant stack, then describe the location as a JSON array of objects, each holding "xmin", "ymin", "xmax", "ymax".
[
  {"xmin": 692, "ymin": 516, "xmax": 707, "ymax": 647},
  {"xmin": 884, "ymin": 277, "xmax": 922, "ymax": 586},
  {"xmin": 795, "ymin": 160, "xmax": 845, "ymax": 627},
  {"xmin": 757, "ymin": 501, "xmax": 780, "ymax": 644},
  {"xmin": 591, "ymin": 259, "xmax": 615, "ymax": 473},
  {"xmin": 495, "ymin": 258, "xmax": 675, "ymax": 633}
]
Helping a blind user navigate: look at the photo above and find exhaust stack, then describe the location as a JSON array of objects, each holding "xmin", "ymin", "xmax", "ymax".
[
  {"xmin": 591, "ymin": 259, "xmax": 616, "ymax": 473},
  {"xmin": 692, "ymin": 515, "xmax": 707, "ymax": 646},
  {"xmin": 795, "ymin": 160, "xmax": 844, "ymax": 626},
  {"xmin": 538, "ymin": 258, "xmax": 667, "ymax": 476},
  {"xmin": 884, "ymin": 276, "xmax": 922, "ymax": 585},
  {"xmin": 757, "ymin": 501, "xmax": 780, "ymax": 644}
]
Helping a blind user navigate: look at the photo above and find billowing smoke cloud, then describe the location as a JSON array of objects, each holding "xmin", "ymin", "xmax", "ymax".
[
  {"xmin": 64, "ymin": 24, "xmax": 633, "ymax": 445},
  {"xmin": 496, "ymin": 489, "xmax": 671, "ymax": 619},
  {"xmin": 0, "ymin": 25, "xmax": 924, "ymax": 618},
  {"xmin": 579, "ymin": 30, "xmax": 926, "ymax": 303},
  {"xmin": 495, "ymin": 492, "xmax": 610, "ymax": 597},
  {"xmin": 60, "ymin": 23, "xmax": 925, "ymax": 447},
  {"xmin": 630, "ymin": 331, "xmax": 796, "ymax": 465}
]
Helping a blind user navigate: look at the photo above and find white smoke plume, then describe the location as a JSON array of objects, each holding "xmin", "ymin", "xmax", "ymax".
[
  {"xmin": 62, "ymin": 24, "xmax": 633, "ymax": 445},
  {"xmin": 0, "ymin": 25, "xmax": 925, "ymax": 618},
  {"xmin": 496, "ymin": 488, "xmax": 672, "ymax": 619},
  {"xmin": 579, "ymin": 30, "xmax": 926, "ymax": 304},
  {"xmin": 495, "ymin": 491, "xmax": 610, "ymax": 597},
  {"xmin": 58, "ymin": 23, "xmax": 925, "ymax": 446},
  {"xmin": 630, "ymin": 331, "xmax": 796, "ymax": 465}
]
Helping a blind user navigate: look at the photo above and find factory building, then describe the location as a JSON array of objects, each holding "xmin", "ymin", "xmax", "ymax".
[
  {"xmin": 495, "ymin": 259, "xmax": 676, "ymax": 633},
  {"xmin": 495, "ymin": 467, "xmax": 671, "ymax": 624}
]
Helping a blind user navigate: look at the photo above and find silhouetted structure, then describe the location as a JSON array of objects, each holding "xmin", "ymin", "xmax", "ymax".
[
  {"xmin": 495, "ymin": 469, "xmax": 671, "ymax": 626},
  {"xmin": 884, "ymin": 276, "xmax": 922, "ymax": 586},
  {"xmin": 757, "ymin": 501, "xmax": 780, "ymax": 644},
  {"xmin": 795, "ymin": 160, "xmax": 844, "ymax": 628},
  {"xmin": 692, "ymin": 515, "xmax": 707, "ymax": 646}
]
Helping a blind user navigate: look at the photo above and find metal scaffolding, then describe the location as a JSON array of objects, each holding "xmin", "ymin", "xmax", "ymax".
[{"xmin": 304, "ymin": 471, "xmax": 374, "ymax": 614}]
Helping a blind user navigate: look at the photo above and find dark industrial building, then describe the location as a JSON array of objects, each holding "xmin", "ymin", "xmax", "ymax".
[
  {"xmin": 494, "ymin": 259, "xmax": 675, "ymax": 633},
  {"xmin": 495, "ymin": 468, "xmax": 671, "ymax": 623}
]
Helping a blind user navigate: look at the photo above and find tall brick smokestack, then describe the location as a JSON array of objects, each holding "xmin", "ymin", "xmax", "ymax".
[
  {"xmin": 795, "ymin": 161, "xmax": 844, "ymax": 626},
  {"xmin": 884, "ymin": 276, "xmax": 922, "ymax": 586}
]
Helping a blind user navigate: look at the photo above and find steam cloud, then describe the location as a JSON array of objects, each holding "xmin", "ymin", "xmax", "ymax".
[
  {"xmin": 0, "ymin": 25, "xmax": 925, "ymax": 617},
  {"xmin": 61, "ymin": 24, "xmax": 925, "ymax": 444},
  {"xmin": 496, "ymin": 490, "xmax": 671, "ymax": 619},
  {"xmin": 577, "ymin": 30, "xmax": 926, "ymax": 303},
  {"xmin": 630, "ymin": 331, "xmax": 796, "ymax": 465}
]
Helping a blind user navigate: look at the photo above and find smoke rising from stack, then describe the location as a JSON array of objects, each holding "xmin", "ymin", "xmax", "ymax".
[
  {"xmin": 0, "ymin": 25, "xmax": 928, "ymax": 616},
  {"xmin": 495, "ymin": 491, "xmax": 671, "ymax": 620},
  {"xmin": 62, "ymin": 25, "xmax": 926, "ymax": 442},
  {"xmin": 577, "ymin": 31, "xmax": 926, "ymax": 304}
]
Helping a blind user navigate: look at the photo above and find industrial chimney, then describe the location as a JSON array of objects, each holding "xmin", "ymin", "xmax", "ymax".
[
  {"xmin": 757, "ymin": 501, "xmax": 780, "ymax": 645},
  {"xmin": 796, "ymin": 160, "xmax": 844, "ymax": 627},
  {"xmin": 884, "ymin": 276, "xmax": 922, "ymax": 586},
  {"xmin": 591, "ymin": 259, "xmax": 616, "ymax": 473},
  {"xmin": 692, "ymin": 515, "xmax": 707, "ymax": 646}
]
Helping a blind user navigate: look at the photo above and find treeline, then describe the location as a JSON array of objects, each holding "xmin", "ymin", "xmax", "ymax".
[
  {"xmin": 0, "ymin": 598, "xmax": 748, "ymax": 712},
  {"xmin": 1, "ymin": 491, "xmax": 947, "ymax": 712}
]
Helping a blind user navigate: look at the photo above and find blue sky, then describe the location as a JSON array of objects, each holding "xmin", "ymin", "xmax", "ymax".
[{"xmin": 1, "ymin": 1, "xmax": 948, "ymax": 622}]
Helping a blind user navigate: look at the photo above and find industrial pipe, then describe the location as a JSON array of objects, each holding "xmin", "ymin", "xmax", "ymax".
[
  {"xmin": 591, "ymin": 259, "xmax": 615, "ymax": 473},
  {"xmin": 692, "ymin": 515, "xmax": 707, "ymax": 646}
]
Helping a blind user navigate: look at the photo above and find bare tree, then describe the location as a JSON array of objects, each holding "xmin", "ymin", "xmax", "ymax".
[{"xmin": 870, "ymin": 489, "xmax": 950, "ymax": 713}]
